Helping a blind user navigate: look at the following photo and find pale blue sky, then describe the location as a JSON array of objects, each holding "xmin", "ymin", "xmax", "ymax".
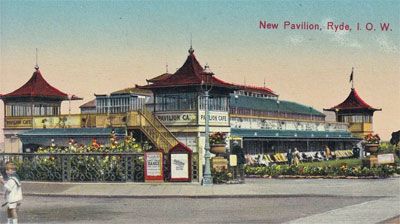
[{"xmin": 1, "ymin": 1, "xmax": 398, "ymax": 55}]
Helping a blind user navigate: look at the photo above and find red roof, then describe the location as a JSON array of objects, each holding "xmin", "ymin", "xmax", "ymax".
[
  {"xmin": 140, "ymin": 52, "xmax": 238, "ymax": 90},
  {"xmin": 236, "ymin": 84, "xmax": 277, "ymax": 96},
  {"xmin": 146, "ymin": 73, "xmax": 173, "ymax": 83},
  {"xmin": 326, "ymin": 88, "xmax": 381, "ymax": 111},
  {"xmin": 0, "ymin": 68, "xmax": 80, "ymax": 100}
]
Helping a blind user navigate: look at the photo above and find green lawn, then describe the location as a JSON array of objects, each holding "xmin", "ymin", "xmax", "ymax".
[{"xmin": 299, "ymin": 159, "xmax": 362, "ymax": 168}]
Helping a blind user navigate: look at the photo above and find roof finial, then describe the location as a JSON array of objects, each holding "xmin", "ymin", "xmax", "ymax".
[
  {"xmin": 264, "ymin": 77, "xmax": 266, "ymax": 88},
  {"xmin": 188, "ymin": 33, "xmax": 194, "ymax": 54},
  {"xmin": 166, "ymin": 62, "xmax": 168, "ymax": 73},
  {"xmin": 35, "ymin": 48, "xmax": 39, "ymax": 71}
]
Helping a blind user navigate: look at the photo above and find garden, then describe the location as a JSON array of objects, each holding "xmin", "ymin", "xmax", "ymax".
[
  {"xmin": 212, "ymin": 140, "xmax": 400, "ymax": 183},
  {"xmin": 2, "ymin": 131, "xmax": 150, "ymax": 182},
  {"xmin": 243, "ymin": 141, "xmax": 400, "ymax": 179}
]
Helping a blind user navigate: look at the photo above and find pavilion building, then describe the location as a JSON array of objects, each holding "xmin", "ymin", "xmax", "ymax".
[
  {"xmin": 324, "ymin": 88, "xmax": 381, "ymax": 138},
  {"xmin": 138, "ymin": 47, "xmax": 238, "ymax": 154},
  {"xmin": 0, "ymin": 66, "xmax": 81, "ymax": 152},
  {"xmin": 1, "ymin": 48, "xmax": 363, "ymax": 182}
]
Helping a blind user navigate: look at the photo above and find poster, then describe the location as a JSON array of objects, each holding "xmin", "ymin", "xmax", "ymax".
[
  {"xmin": 170, "ymin": 153, "xmax": 189, "ymax": 180},
  {"xmin": 144, "ymin": 151, "xmax": 163, "ymax": 181}
]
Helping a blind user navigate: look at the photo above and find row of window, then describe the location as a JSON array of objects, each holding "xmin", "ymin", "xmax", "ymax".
[
  {"xmin": 155, "ymin": 93, "xmax": 229, "ymax": 112},
  {"xmin": 96, "ymin": 95, "xmax": 147, "ymax": 114},
  {"xmin": 237, "ymin": 90, "xmax": 278, "ymax": 99},
  {"xmin": 230, "ymin": 108, "xmax": 324, "ymax": 121},
  {"xmin": 6, "ymin": 104, "xmax": 60, "ymax": 117},
  {"xmin": 155, "ymin": 93, "xmax": 196, "ymax": 111},
  {"xmin": 199, "ymin": 95, "xmax": 228, "ymax": 111},
  {"xmin": 338, "ymin": 115, "xmax": 372, "ymax": 123}
]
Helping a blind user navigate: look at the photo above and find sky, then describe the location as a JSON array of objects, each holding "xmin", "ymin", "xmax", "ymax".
[{"xmin": 0, "ymin": 0, "xmax": 399, "ymax": 141}]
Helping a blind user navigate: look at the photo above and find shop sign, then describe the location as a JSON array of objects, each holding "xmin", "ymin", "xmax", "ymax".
[
  {"xmin": 156, "ymin": 112, "xmax": 197, "ymax": 125},
  {"xmin": 145, "ymin": 151, "xmax": 163, "ymax": 182},
  {"xmin": 170, "ymin": 154, "xmax": 189, "ymax": 181},
  {"xmin": 198, "ymin": 111, "xmax": 229, "ymax": 126},
  {"xmin": 5, "ymin": 118, "xmax": 32, "ymax": 128}
]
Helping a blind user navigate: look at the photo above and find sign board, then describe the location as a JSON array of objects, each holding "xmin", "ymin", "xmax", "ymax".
[
  {"xmin": 171, "ymin": 154, "xmax": 189, "ymax": 181},
  {"xmin": 144, "ymin": 151, "xmax": 164, "ymax": 182},
  {"xmin": 5, "ymin": 117, "xmax": 32, "ymax": 128},
  {"xmin": 32, "ymin": 116, "xmax": 81, "ymax": 128},
  {"xmin": 229, "ymin": 155, "xmax": 237, "ymax": 166},
  {"xmin": 377, "ymin": 154, "xmax": 395, "ymax": 164},
  {"xmin": 198, "ymin": 111, "xmax": 229, "ymax": 126},
  {"xmin": 156, "ymin": 112, "xmax": 197, "ymax": 126},
  {"xmin": 169, "ymin": 142, "xmax": 192, "ymax": 182}
]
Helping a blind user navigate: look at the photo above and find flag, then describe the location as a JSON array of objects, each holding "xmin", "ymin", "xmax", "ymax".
[{"xmin": 349, "ymin": 70, "xmax": 353, "ymax": 83}]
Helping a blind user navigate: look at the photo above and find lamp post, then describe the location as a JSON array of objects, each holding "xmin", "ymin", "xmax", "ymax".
[{"xmin": 201, "ymin": 64, "xmax": 214, "ymax": 185}]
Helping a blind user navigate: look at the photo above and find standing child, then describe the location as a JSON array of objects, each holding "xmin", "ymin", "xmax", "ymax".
[{"xmin": 0, "ymin": 161, "xmax": 22, "ymax": 224}]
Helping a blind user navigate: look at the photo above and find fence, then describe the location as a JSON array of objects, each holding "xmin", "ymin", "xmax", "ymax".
[{"xmin": 0, "ymin": 153, "xmax": 199, "ymax": 183}]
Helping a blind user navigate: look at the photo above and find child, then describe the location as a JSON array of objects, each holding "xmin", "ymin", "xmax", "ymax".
[{"xmin": 0, "ymin": 161, "xmax": 22, "ymax": 224}]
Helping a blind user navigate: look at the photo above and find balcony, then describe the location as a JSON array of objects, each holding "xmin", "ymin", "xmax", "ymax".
[{"xmin": 4, "ymin": 111, "xmax": 142, "ymax": 129}]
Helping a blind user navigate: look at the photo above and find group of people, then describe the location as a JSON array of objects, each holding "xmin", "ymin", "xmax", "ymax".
[
  {"xmin": 286, "ymin": 148, "xmax": 300, "ymax": 165},
  {"xmin": 0, "ymin": 161, "xmax": 23, "ymax": 224}
]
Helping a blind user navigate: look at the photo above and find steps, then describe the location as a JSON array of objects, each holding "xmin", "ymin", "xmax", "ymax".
[{"xmin": 137, "ymin": 107, "xmax": 179, "ymax": 152}]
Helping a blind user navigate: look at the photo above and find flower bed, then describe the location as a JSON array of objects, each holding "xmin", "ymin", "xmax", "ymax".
[
  {"xmin": 244, "ymin": 164, "xmax": 400, "ymax": 178},
  {"xmin": 4, "ymin": 132, "xmax": 149, "ymax": 182}
]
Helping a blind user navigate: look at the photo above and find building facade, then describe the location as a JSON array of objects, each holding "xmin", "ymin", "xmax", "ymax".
[{"xmin": 1, "ymin": 49, "xmax": 365, "ymax": 182}]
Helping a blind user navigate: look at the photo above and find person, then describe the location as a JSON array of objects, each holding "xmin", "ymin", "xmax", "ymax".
[
  {"xmin": 352, "ymin": 146, "xmax": 360, "ymax": 159},
  {"xmin": 286, "ymin": 149, "xmax": 293, "ymax": 165},
  {"xmin": 0, "ymin": 161, "xmax": 23, "ymax": 224},
  {"xmin": 231, "ymin": 141, "xmax": 245, "ymax": 182},
  {"xmin": 325, "ymin": 145, "xmax": 331, "ymax": 160},
  {"xmin": 293, "ymin": 148, "xmax": 300, "ymax": 166}
]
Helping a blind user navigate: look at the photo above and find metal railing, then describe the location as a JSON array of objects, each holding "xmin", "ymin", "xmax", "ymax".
[
  {"xmin": 0, "ymin": 152, "xmax": 199, "ymax": 183},
  {"xmin": 138, "ymin": 107, "xmax": 179, "ymax": 152}
]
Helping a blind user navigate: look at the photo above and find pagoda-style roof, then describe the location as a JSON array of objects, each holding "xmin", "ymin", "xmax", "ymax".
[
  {"xmin": 0, "ymin": 68, "xmax": 81, "ymax": 101},
  {"xmin": 140, "ymin": 50, "xmax": 238, "ymax": 90},
  {"xmin": 324, "ymin": 88, "xmax": 381, "ymax": 112}
]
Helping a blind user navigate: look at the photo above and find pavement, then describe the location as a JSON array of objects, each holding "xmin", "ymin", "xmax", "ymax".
[{"xmin": 1, "ymin": 177, "xmax": 400, "ymax": 223}]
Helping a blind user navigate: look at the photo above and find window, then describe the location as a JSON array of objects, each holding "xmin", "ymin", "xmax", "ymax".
[
  {"xmin": 5, "ymin": 103, "xmax": 59, "ymax": 117},
  {"xmin": 155, "ymin": 93, "xmax": 196, "ymax": 111},
  {"xmin": 199, "ymin": 95, "xmax": 228, "ymax": 112},
  {"xmin": 96, "ymin": 95, "xmax": 148, "ymax": 114}
]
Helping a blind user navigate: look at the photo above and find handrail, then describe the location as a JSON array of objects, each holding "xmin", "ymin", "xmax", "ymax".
[{"xmin": 138, "ymin": 107, "xmax": 179, "ymax": 151}]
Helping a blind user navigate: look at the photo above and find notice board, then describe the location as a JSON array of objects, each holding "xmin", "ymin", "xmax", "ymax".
[{"xmin": 144, "ymin": 150, "xmax": 164, "ymax": 182}]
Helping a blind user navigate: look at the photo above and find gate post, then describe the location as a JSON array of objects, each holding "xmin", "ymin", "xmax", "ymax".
[{"xmin": 62, "ymin": 155, "xmax": 71, "ymax": 182}]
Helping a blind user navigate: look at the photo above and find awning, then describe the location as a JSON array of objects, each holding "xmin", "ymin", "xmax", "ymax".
[{"xmin": 18, "ymin": 128, "xmax": 125, "ymax": 145}]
